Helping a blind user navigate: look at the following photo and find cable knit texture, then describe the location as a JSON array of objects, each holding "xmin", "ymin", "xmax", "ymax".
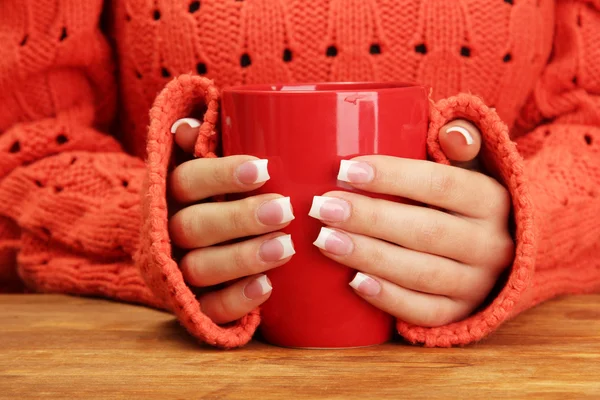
[{"xmin": 0, "ymin": 0, "xmax": 599, "ymax": 348}]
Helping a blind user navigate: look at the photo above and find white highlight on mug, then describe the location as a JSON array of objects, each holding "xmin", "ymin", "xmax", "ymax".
[
  {"xmin": 170, "ymin": 118, "xmax": 201, "ymax": 134},
  {"xmin": 274, "ymin": 234, "xmax": 296, "ymax": 259},
  {"xmin": 313, "ymin": 227, "xmax": 336, "ymax": 250},
  {"xmin": 250, "ymin": 159, "xmax": 270, "ymax": 183},
  {"xmin": 446, "ymin": 126, "xmax": 474, "ymax": 145},
  {"xmin": 272, "ymin": 197, "xmax": 295, "ymax": 223}
]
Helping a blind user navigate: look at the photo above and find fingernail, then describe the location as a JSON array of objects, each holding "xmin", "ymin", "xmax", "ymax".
[
  {"xmin": 338, "ymin": 160, "xmax": 374, "ymax": 183},
  {"xmin": 259, "ymin": 234, "xmax": 295, "ymax": 262},
  {"xmin": 244, "ymin": 275, "xmax": 272, "ymax": 300},
  {"xmin": 170, "ymin": 118, "xmax": 201, "ymax": 134},
  {"xmin": 446, "ymin": 126, "xmax": 474, "ymax": 145},
  {"xmin": 257, "ymin": 197, "xmax": 295, "ymax": 225},
  {"xmin": 349, "ymin": 272, "xmax": 381, "ymax": 297},
  {"xmin": 313, "ymin": 227, "xmax": 353, "ymax": 256},
  {"xmin": 236, "ymin": 159, "xmax": 270, "ymax": 185},
  {"xmin": 308, "ymin": 196, "xmax": 350, "ymax": 222}
]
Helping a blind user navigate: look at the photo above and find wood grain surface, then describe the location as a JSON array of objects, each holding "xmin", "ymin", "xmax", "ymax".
[{"xmin": 1, "ymin": 294, "xmax": 599, "ymax": 399}]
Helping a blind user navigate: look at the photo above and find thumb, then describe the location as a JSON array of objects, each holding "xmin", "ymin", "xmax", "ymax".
[
  {"xmin": 170, "ymin": 118, "xmax": 201, "ymax": 154},
  {"xmin": 438, "ymin": 119, "xmax": 482, "ymax": 170}
]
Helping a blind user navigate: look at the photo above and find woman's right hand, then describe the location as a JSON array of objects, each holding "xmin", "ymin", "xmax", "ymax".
[{"xmin": 168, "ymin": 119, "xmax": 295, "ymax": 325}]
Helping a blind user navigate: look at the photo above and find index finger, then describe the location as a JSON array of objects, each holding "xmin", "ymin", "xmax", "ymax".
[
  {"xmin": 337, "ymin": 155, "xmax": 510, "ymax": 220},
  {"xmin": 170, "ymin": 156, "xmax": 270, "ymax": 203}
]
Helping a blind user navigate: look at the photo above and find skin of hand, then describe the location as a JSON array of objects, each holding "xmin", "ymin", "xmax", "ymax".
[
  {"xmin": 169, "ymin": 118, "xmax": 514, "ymax": 327},
  {"xmin": 310, "ymin": 119, "xmax": 514, "ymax": 326}
]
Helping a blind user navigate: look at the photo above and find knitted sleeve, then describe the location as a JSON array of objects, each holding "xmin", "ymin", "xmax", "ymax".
[
  {"xmin": 137, "ymin": 75, "xmax": 260, "ymax": 348},
  {"xmin": 0, "ymin": 2, "xmax": 161, "ymax": 306},
  {"xmin": 0, "ymin": 0, "xmax": 259, "ymax": 349},
  {"xmin": 396, "ymin": 0, "xmax": 600, "ymax": 347}
]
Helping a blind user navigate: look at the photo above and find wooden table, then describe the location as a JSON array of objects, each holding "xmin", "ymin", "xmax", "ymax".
[{"xmin": 1, "ymin": 294, "xmax": 599, "ymax": 399}]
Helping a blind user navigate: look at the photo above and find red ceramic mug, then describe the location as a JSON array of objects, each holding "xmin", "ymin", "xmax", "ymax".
[{"xmin": 221, "ymin": 82, "xmax": 428, "ymax": 348}]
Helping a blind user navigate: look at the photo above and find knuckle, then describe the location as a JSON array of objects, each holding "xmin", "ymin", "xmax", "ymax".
[
  {"xmin": 228, "ymin": 203, "xmax": 249, "ymax": 234},
  {"xmin": 485, "ymin": 181, "xmax": 512, "ymax": 218},
  {"xmin": 208, "ymin": 160, "xmax": 229, "ymax": 187},
  {"xmin": 492, "ymin": 232, "xmax": 515, "ymax": 270},
  {"xmin": 415, "ymin": 265, "xmax": 448, "ymax": 295},
  {"xmin": 369, "ymin": 245, "xmax": 387, "ymax": 269},
  {"xmin": 416, "ymin": 219, "xmax": 447, "ymax": 248},
  {"xmin": 170, "ymin": 164, "xmax": 193, "ymax": 201},
  {"xmin": 211, "ymin": 292, "xmax": 232, "ymax": 324},
  {"xmin": 428, "ymin": 168, "xmax": 456, "ymax": 201},
  {"xmin": 474, "ymin": 228, "xmax": 514, "ymax": 269},
  {"xmin": 169, "ymin": 211, "xmax": 194, "ymax": 247},
  {"xmin": 231, "ymin": 244, "xmax": 253, "ymax": 276},
  {"xmin": 411, "ymin": 266, "xmax": 434, "ymax": 292},
  {"xmin": 365, "ymin": 206, "xmax": 381, "ymax": 229},
  {"xmin": 180, "ymin": 253, "xmax": 204, "ymax": 287}
]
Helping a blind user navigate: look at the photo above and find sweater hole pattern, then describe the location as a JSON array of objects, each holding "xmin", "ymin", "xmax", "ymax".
[
  {"xmin": 189, "ymin": 1, "xmax": 200, "ymax": 13},
  {"xmin": 369, "ymin": 43, "xmax": 382, "ymax": 55},
  {"xmin": 415, "ymin": 43, "xmax": 427, "ymax": 54},
  {"xmin": 584, "ymin": 134, "xmax": 592, "ymax": 145},
  {"xmin": 196, "ymin": 63, "xmax": 207, "ymax": 75},
  {"xmin": 56, "ymin": 134, "xmax": 68, "ymax": 145},
  {"xmin": 9, "ymin": 141, "xmax": 20, "ymax": 153},
  {"xmin": 240, "ymin": 53, "xmax": 251, "ymax": 68}
]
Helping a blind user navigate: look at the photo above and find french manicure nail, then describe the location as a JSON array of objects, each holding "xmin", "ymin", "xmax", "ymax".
[
  {"xmin": 170, "ymin": 118, "xmax": 201, "ymax": 134},
  {"xmin": 313, "ymin": 227, "xmax": 353, "ymax": 256},
  {"xmin": 257, "ymin": 197, "xmax": 295, "ymax": 225},
  {"xmin": 349, "ymin": 272, "xmax": 381, "ymax": 297},
  {"xmin": 446, "ymin": 126, "xmax": 474, "ymax": 145},
  {"xmin": 237, "ymin": 159, "xmax": 270, "ymax": 184},
  {"xmin": 308, "ymin": 196, "xmax": 350, "ymax": 222},
  {"xmin": 338, "ymin": 160, "xmax": 374, "ymax": 183},
  {"xmin": 259, "ymin": 234, "xmax": 295, "ymax": 262},
  {"xmin": 244, "ymin": 275, "xmax": 272, "ymax": 300}
]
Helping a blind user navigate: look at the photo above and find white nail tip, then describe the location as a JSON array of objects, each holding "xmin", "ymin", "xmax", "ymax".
[
  {"xmin": 446, "ymin": 126, "xmax": 474, "ymax": 145},
  {"xmin": 275, "ymin": 234, "xmax": 295, "ymax": 259},
  {"xmin": 313, "ymin": 227, "xmax": 336, "ymax": 250},
  {"xmin": 308, "ymin": 196, "xmax": 332, "ymax": 220},
  {"xmin": 251, "ymin": 159, "xmax": 270, "ymax": 183},
  {"xmin": 255, "ymin": 275, "xmax": 272, "ymax": 295},
  {"xmin": 170, "ymin": 118, "xmax": 201, "ymax": 134},
  {"xmin": 349, "ymin": 272, "xmax": 370, "ymax": 291},
  {"xmin": 273, "ymin": 197, "xmax": 295, "ymax": 223},
  {"xmin": 337, "ymin": 160, "xmax": 357, "ymax": 182}
]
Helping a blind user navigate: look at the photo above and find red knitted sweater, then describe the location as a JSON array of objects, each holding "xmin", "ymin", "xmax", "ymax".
[{"xmin": 0, "ymin": 0, "xmax": 598, "ymax": 348}]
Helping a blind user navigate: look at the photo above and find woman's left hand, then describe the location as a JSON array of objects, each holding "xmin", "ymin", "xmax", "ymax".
[{"xmin": 309, "ymin": 119, "xmax": 514, "ymax": 327}]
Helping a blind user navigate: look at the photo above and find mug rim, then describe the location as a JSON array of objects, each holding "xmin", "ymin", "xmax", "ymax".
[{"xmin": 222, "ymin": 81, "xmax": 423, "ymax": 94}]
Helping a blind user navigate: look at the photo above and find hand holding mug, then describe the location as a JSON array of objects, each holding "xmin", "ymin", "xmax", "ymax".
[{"xmin": 310, "ymin": 120, "xmax": 514, "ymax": 327}]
